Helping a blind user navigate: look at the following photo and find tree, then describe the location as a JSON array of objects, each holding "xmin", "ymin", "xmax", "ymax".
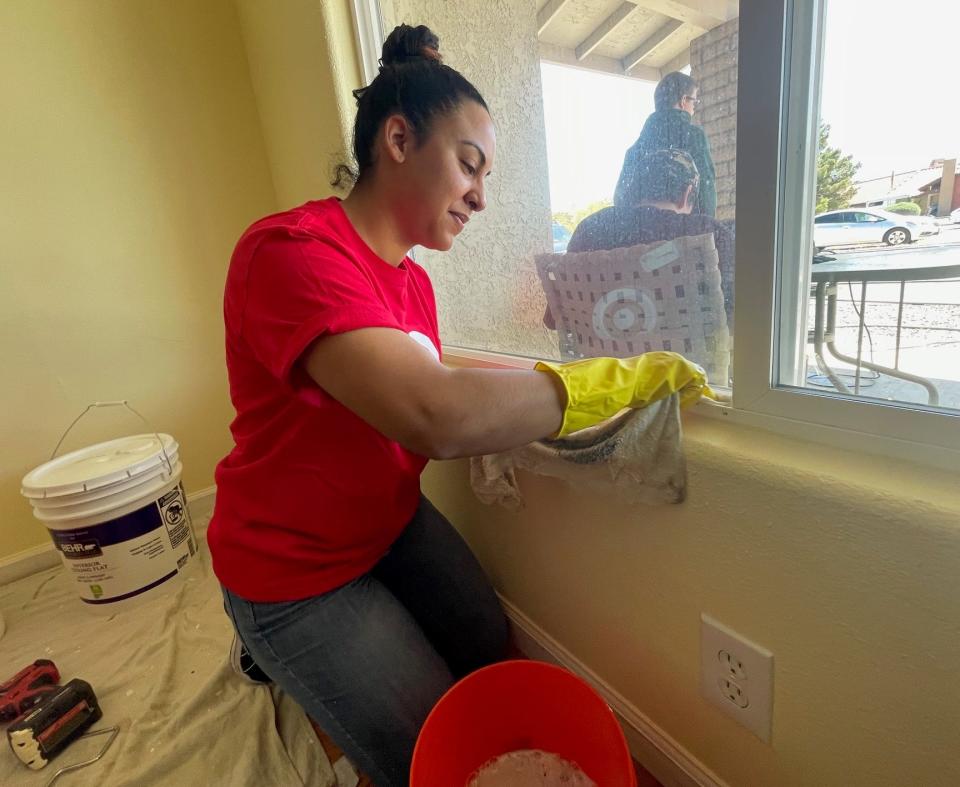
[
  {"xmin": 552, "ymin": 199, "xmax": 612, "ymax": 233},
  {"xmin": 816, "ymin": 123, "xmax": 860, "ymax": 214}
]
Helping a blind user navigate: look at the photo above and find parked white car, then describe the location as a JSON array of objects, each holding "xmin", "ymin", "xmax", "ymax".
[
  {"xmin": 912, "ymin": 214, "xmax": 941, "ymax": 236},
  {"xmin": 813, "ymin": 209, "xmax": 925, "ymax": 251},
  {"xmin": 951, "ymin": 207, "xmax": 960, "ymax": 224}
]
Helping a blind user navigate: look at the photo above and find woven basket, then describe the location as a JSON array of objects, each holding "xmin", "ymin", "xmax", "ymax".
[{"xmin": 537, "ymin": 233, "xmax": 730, "ymax": 382}]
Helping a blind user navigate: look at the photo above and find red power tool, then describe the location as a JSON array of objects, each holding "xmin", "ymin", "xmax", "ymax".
[{"xmin": 0, "ymin": 660, "xmax": 61, "ymax": 722}]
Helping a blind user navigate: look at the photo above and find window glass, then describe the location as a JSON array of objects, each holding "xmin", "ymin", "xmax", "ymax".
[
  {"xmin": 377, "ymin": 0, "xmax": 739, "ymax": 386},
  {"xmin": 782, "ymin": 0, "xmax": 960, "ymax": 412}
]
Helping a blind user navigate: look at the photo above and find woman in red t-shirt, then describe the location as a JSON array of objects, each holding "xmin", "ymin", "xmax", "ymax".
[{"xmin": 209, "ymin": 23, "xmax": 711, "ymax": 787}]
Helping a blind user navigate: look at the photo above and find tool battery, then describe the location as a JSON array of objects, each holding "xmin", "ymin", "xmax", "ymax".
[
  {"xmin": 7, "ymin": 679, "xmax": 102, "ymax": 769},
  {"xmin": 0, "ymin": 659, "xmax": 61, "ymax": 722}
]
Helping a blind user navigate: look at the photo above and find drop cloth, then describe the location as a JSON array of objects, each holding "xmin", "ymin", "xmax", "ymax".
[{"xmin": 0, "ymin": 517, "xmax": 336, "ymax": 787}]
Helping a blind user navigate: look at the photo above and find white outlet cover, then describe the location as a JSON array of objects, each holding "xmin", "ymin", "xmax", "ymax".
[{"xmin": 700, "ymin": 613, "xmax": 774, "ymax": 743}]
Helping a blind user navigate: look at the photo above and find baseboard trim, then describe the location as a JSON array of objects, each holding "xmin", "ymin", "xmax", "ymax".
[
  {"xmin": 0, "ymin": 486, "xmax": 218, "ymax": 587},
  {"xmin": 187, "ymin": 485, "xmax": 217, "ymax": 528},
  {"xmin": 500, "ymin": 594, "xmax": 727, "ymax": 787},
  {"xmin": 0, "ymin": 543, "xmax": 60, "ymax": 587}
]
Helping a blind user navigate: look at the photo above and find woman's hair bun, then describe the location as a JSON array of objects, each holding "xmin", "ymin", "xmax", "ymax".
[{"xmin": 380, "ymin": 24, "xmax": 442, "ymax": 67}]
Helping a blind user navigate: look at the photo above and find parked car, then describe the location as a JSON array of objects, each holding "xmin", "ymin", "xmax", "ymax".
[
  {"xmin": 951, "ymin": 207, "xmax": 960, "ymax": 224},
  {"xmin": 813, "ymin": 209, "xmax": 923, "ymax": 251},
  {"xmin": 906, "ymin": 214, "xmax": 941, "ymax": 238},
  {"xmin": 552, "ymin": 222, "xmax": 571, "ymax": 253}
]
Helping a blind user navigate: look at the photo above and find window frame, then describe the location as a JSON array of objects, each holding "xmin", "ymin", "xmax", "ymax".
[{"xmin": 349, "ymin": 0, "xmax": 385, "ymax": 85}]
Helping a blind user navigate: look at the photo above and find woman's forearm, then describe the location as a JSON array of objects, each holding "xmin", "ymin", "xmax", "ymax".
[{"xmin": 425, "ymin": 367, "xmax": 565, "ymax": 459}]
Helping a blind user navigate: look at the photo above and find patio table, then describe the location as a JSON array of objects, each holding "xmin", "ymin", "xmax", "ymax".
[{"xmin": 809, "ymin": 246, "xmax": 960, "ymax": 405}]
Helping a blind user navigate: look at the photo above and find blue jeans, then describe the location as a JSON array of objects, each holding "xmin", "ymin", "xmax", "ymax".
[{"xmin": 222, "ymin": 496, "xmax": 509, "ymax": 787}]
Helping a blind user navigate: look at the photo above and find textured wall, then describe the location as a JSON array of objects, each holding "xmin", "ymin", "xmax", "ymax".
[
  {"xmin": 379, "ymin": 0, "xmax": 559, "ymax": 359},
  {"xmin": 423, "ymin": 413, "xmax": 960, "ymax": 787},
  {"xmin": 691, "ymin": 18, "xmax": 739, "ymax": 222}
]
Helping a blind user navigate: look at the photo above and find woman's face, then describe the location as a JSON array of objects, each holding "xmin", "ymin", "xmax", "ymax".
[{"xmin": 395, "ymin": 100, "xmax": 496, "ymax": 251}]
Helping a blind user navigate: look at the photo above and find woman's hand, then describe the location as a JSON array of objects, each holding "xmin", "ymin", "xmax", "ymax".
[{"xmin": 535, "ymin": 352, "xmax": 715, "ymax": 437}]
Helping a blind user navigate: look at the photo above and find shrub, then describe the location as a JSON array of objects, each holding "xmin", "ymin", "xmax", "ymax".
[{"xmin": 885, "ymin": 201, "xmax": 921, "ymax": 215}]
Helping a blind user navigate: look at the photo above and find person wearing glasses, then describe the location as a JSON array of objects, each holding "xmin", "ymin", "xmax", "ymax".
[{"xmin": 614, "ymin": 71, "xmax": 717, "ymax": 217}]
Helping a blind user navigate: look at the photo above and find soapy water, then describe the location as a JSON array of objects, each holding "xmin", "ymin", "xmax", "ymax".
[{"xmin": 466, "ymin": 749, "xmax": 597, "ymax": 786}]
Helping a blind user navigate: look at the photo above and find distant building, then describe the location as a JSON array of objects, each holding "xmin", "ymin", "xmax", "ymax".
[{"xmin": 850, "ymin": 160, "xmax": 960, "ymax": 215}]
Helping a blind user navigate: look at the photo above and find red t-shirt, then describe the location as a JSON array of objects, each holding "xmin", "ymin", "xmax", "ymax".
[{"xmin": 207, "ymin": 198, "xmax": 441, "ymax": 602}]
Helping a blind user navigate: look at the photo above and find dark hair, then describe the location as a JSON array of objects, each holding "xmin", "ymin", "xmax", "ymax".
[
  {"xmin": 654, "ymin": 71, "xmax": 698, "ymax": 112},
  {"xmin": 632, "ymin": 149, "xmax": 700, "ymax": 206},
  {"xmin": 332, "ymin": 24, "xmax": 488, "ymax": 188}
]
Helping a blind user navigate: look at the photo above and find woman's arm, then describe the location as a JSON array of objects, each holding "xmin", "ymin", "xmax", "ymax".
[{"xmin": 301, "ymin": 328, "xmax": 566, "ymax": 459}]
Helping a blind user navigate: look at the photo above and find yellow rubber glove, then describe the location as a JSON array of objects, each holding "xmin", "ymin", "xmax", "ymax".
[{"xmin": 536, "ymin": 351, "xmax": 716, "ymax": 437}]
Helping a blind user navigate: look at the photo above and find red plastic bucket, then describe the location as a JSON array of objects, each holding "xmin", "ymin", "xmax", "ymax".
[{"xmin": 411, "ymin": 660, "xmax": 636, "ymax": 786}]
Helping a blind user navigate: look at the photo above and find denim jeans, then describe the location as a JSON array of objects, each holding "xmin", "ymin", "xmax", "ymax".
[{"xmin": 222, "ymin": 496, "xmax": 509, "ymax": 787}]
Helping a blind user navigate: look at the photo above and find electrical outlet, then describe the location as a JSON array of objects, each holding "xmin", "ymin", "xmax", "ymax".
[
  {"xmin": 718, "ymin": 649, "xmax": 747, "ymax": 680},
  {"xmin": 700, "ymin": 613, "xmax": 774, "ymax": 742},
  {"xmin": 718, "ymin": 677, "xmax": 748, "ymax": 708}
]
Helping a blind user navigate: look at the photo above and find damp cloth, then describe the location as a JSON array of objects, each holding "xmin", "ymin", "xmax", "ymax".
[{"xmin": 470, "ymin": 394, "xmax": 685, "ymax": 510}]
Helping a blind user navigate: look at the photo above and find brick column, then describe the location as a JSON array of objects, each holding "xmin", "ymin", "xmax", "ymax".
[{"xmin": 690, "ymin": 18, "xmax": 739, "ymax": 221}]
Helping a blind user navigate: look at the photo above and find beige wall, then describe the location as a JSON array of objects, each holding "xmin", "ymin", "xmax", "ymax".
[
  {"xmin": 235, "ymin": 0, "xmax": 362, "ymax": 207},
  {"xmin": 0, "ymin": 0, "xmax": 278, "ymax": 559},
  {"xmin": 423, "ymin": 414, "xmax": 960, "ymax": 787}
]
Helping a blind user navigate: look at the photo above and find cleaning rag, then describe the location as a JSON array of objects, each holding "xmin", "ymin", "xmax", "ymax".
[{"xmin": 470, "ymin": 393, "xmax": 685, "ymax": 511}]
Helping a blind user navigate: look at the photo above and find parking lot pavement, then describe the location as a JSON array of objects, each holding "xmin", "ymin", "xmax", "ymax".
[{"xmin": 802, "ymin": 224, "xmax": 960, "ymax": 407}]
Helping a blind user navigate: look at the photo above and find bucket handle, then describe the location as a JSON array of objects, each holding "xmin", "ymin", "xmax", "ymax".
[{"xmin": 51, "ymin": 401, "xmax": 174, "ymax": 475}]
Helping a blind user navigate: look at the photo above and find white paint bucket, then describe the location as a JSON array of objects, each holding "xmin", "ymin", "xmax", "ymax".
[{"xmin": 21, "ymin": 430, "xmax": 197, "ymax": 609}]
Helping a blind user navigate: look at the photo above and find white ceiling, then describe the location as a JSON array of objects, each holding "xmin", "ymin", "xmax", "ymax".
[{"xmin": 536, "ymin": 0, "xmax": 738, "ymax": 83}]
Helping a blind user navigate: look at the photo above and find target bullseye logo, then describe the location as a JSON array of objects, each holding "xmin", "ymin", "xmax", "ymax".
[{"xmin": 592, "ymin": 287, "xmax": 657, "ymax": 341}]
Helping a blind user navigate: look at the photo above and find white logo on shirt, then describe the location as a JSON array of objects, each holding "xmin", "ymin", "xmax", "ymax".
[{"xmin": 408, "ymin": 331, "xmax": 440, "ymax": 362}]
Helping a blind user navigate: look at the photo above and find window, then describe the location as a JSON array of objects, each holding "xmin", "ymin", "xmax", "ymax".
[
  {"xmin": 778, "ymin": 0, "xmax": 960, "ymax": 412},
  {"xmin": 375, "ymin": 0, "xmax": 740, "ymax": 376},
  {"xmin": 356, "ymin": 0, "xmax": 958, "ymax": 463},
  {"xmin": 735, "ymin": 0, "xmax": 959, "ymax": 460}
]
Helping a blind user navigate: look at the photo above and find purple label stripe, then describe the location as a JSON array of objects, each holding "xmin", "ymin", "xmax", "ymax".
[{"xmin": 81, "ymin": 569, "xmax": 178, "ymax": 605}]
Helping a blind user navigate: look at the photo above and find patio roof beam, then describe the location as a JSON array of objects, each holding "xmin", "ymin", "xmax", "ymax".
[
  {"xmin": 661, "ymin": 47, "xmax": 691, "ymax": 74},
  {"xmin": 622, "ymin": 19, "xmax": 683, "ymax": 72},
  {"xmin": 537, "ymin": 0, "xmax": 573, "ymax": 36},
  {"xmin": 575, "ymin": 2, "xmax": 638, "ymax": 61},
  {"xmin": 635, "ymin": 0, "xmax": 733, "ymax": 29},
  {"xmin": 539, "ymin": 41, "xmax": 661, "ymax": 83}
]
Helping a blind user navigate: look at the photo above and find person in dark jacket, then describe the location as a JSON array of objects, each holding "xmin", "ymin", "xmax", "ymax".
[
  {"xmin": 544, "ymin": 149, "xmax": 734, "ymax": 331},
  {"xmin": 614, "ymin": 71, "xmax": 717, "ymax": 217}
]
